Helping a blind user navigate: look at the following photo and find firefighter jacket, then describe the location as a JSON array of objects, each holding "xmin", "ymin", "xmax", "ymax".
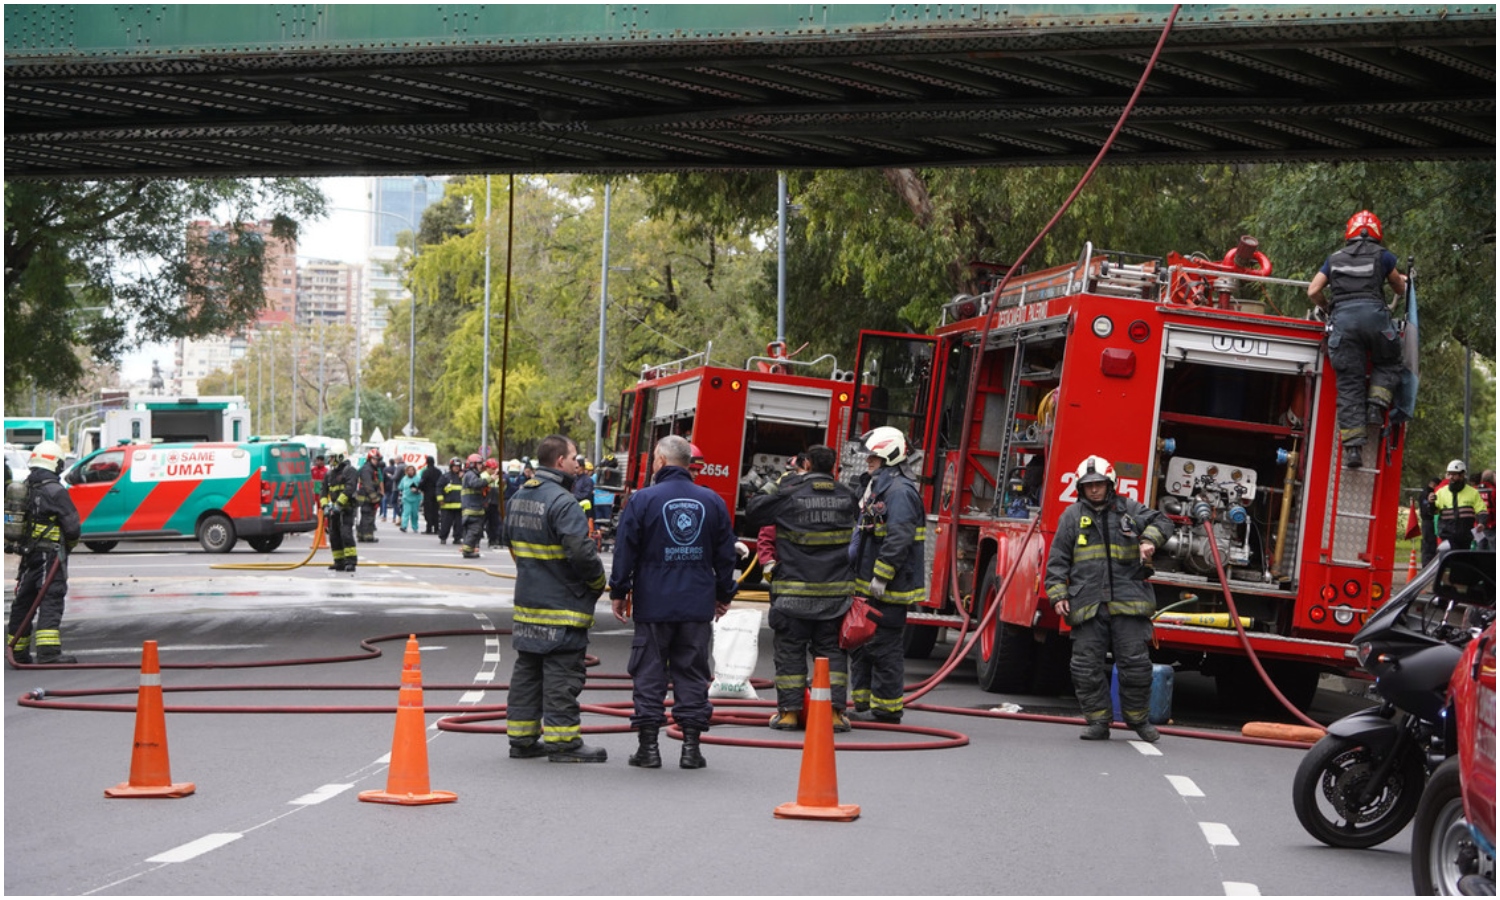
[
  {"xmin": 1323, "ymin": 238, "xmax": 1397, "ymax": 307},
  {"xmin": 438, "ymin": 470, "xmax": 464, "ymax": 509},
  {"xmin": 853, "ymin": 465, "xmax": 927, "ymax": 605},
  {"xmin": 22, "ymin": 467, "xmax": 80, "ymax": 551},
  {"xmin": 609, "ymin": 465, "xmax": 737, "ymax": 623},
  {"xmin": 324, "ymin": 462, "xmax": 358, "ymax": 510},
  {"xmin": 573, "ymin": 470, "xmax": 595, "ymax": 515},
  {"xmin": 503, "ymin": 467, "xmax": 607, "ymax": 641},
  {"xmin": 745, "ymin": 470, "xmax": 858, "ymax": 619},
  {"xmin": 1045, "ymin": 490, "xmax": 1172, "ymax": 626},
  {"xmin": 356, "ymin": 460, "xmax": 381, "ymax": 502},
  {"xmin": 1435, "ymin": 482, "xmax": 1488, "ymax": 546},
  {"xmin": 461, "ymin": 469, "xmax": 488, "ymax": 515}
]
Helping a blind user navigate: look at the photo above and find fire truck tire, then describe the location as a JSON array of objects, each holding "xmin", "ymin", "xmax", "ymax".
[
  {"xmin": 197, "ymin": 514, "xmax": 238, "ymax": 553},
  {"xmin": 247, "ymin": 535, "xmax": 284, "ymax": 553},
  {"xmin": 902, "ymin": 624, "xmax": 939, "ymax": 659},
  {"xmin": 974, "ymin": 567, "xmax": 1035, "ymax": 693},
  {"xmin": 84, "ymin": 541, "xmax": 118, "ymax": 553}
]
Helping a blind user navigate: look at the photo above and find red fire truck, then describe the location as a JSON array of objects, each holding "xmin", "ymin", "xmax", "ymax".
[
  {"xmin": 607, "ymin": 344, "xmax": 864, "ymax": 533},
  {"xmin": 845, "ymin": 241, "xmax": 1408, "ymax": 707}
]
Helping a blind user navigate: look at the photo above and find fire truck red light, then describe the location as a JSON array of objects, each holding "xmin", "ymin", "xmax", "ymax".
[
  {"xmin": 1128, "ymin": 320, "xmax": 1151, "ymax": 343},
  {"xmin": 1320, "ymin": 585, "xmax": 1338, "ymax": 602},
  {"xmin": 710, "ymin": 377, "xmax": 723, "ymax": 389},
  {"xmin": 1343, "ymin": 579, "xmax": 1361, "ymax": 598},
  {"xmin": 1100, "ymin": 348, "xmax": 1135, "ymax": 377},
  {"xmin": 1308, "ymin": 606, "xmax": 1327, "ymax": 623}
]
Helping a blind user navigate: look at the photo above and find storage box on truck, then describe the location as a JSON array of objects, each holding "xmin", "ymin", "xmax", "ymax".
[{"xmin": 64, "ymin": 441, "xmax": 317, "ymax": 553}]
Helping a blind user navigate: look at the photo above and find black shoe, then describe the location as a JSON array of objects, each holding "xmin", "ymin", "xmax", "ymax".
[
  {"xmin": 439, "ymin": 539, "xmax": 447, "ymax": 545},
  {"xmin": 871, "ymin": 712, "xmax": 902, "ymax": 725},
  {"xmin": 35, "ymin": 649, "xmax": 77, "ymax": 665},
  {"xmin": 509, "ymin": 742, "xmax": 549, "ymax": 759},
  {"xmin": 628, "ymin": 727, "xmax": 662, "ymax": 769},
  {"xmin": 1130, "ymin": 721, "xmax": 1161, "ymax": 743},
  {"xmin": 462, "ymin": 550, "xmax": 480, "ymax": 559},
  {"xmin": 1344, "ymin": 445, "xmax": 1363, "ymax": 469},
  {"xmin": 345, "ymin": 565, "xmax": 356, "ymax": 574},
  {"xmin": 1080, "ymin": 720, "xmax": 1111, "ymax": 741},
  {"xmin": 549, "ymin": 742, "xmax": 608, "ymax": 763},
  {"xmin": 327, "ymin": 563, "xmax": 344, "ymax": 571}
]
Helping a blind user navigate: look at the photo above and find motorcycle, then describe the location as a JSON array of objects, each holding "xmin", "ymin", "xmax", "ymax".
[{"xmin": 1292, "ymin": 549, "xmax": 1495, "ymax": 849}]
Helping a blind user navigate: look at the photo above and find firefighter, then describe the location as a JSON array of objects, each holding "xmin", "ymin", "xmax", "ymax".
[
  {"xmin": 609, "ymin": 435, "xmax": 737, "ymax": 769},
  {"xmin": 848, "ymin": 426, "xmax": 926, "ymax": 724},
  {"xmin": 1045, "ymin": 455, "xmax": 1173, "ymax": 742},
  {"xmin": 503, "ymin": 434, "xmax": 609, "ymax": 762},
  {"xmin": 572, "ymin": 454, "xmax": 596, "ymax": 533},
  {"xmin": 1306, "ymin": 210, "xmax": 1408, "ymax": 469},
  {"xmin": 436, "ymin": 457, "xmax": 464, "ymax": 544},
  {"xmin": 6, "ymin": 441, "xmax": 81, "ymax": 665},
  {"xmin": 356, "ymin": 448, "xmax": 382, "ymax": 541},
  {"xmin": 1434, "ymin": 459, "xmax": 1488, "ymax": 551},
  {"xmin": 483, "ymin": 458, "xmax": 503, "ymax": 549},
  {"xmin": 323, "ymin": 451, "xmax": 359, "ymax": 573},
  {"xmin": 745, "ymin": 445, "xmax": 858, "ymax": 732},
  {"xmin": 419, "ymin": 455, "xmax": 441, "ymax": 534},
  {"xmin": 459, "ymin": 453, "xmax": 488, "ymax": 559}
]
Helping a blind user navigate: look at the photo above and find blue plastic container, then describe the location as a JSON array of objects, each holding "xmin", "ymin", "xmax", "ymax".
[{"xmin": 1110, "ymin": 663, "xmax": 1174, "ymax": 725}]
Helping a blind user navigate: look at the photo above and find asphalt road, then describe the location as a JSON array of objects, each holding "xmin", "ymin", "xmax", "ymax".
[{"xmin": 5, "ymin": 526, "xmax": 1418, "ymax": 896}]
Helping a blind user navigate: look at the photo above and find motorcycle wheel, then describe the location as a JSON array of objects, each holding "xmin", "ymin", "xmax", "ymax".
[
  {"xmin": 1411, "ymin": 757, "xmax": 1486, "ymax": 895},
  {"xmin": 1292, "ymin": 733, "xmax": 1426, "ymax": 849}
]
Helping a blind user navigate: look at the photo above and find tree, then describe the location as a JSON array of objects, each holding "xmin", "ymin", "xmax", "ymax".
[{"xmin": 5, "ymin": 178, "xmax": 326, "ymax": 394}]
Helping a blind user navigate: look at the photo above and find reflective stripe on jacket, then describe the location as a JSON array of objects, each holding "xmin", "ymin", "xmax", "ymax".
[
  {"xmin": 1045, "ymin": 491, "xmax": 1172, "ymax": 625},
  {"xmin": 853, "ymin": 466, "xmax": 926, "ymax": 605},
  {"xmin": 503, "ymin": 467, "xmax": 607, "ymax": 630},
  {"xmin": 745, "ymin": 470, "xmax": 858, "ymax": 617}
]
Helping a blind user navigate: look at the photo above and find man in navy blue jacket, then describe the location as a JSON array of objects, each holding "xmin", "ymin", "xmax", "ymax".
[{"xmin": 610, "ymin": 434, "xmax": 737, "ymax": 770}]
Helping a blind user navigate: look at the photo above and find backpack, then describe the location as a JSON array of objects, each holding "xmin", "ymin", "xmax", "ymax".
[{"xmin": 4, "ymin": 477, "xmax": 33, "ymax": 554}]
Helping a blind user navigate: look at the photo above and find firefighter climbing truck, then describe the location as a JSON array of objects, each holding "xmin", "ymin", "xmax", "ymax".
[
  {"xmin": 845, "ymin": 240, "xmax": 1408, "ymax": 707},
  {"xmin": 608, "ymin": 345, "xmax": 864, "ymax": 534}
]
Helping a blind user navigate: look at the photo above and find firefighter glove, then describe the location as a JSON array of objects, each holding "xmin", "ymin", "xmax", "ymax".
[{"xmin": 868, "ymin": 576, "xmax": 887, "ymax": 599}]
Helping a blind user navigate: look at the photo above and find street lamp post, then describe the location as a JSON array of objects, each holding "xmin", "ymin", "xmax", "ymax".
[{"xmin": 593, "ymin": 181, "xmax": 612, "ymax": 464}]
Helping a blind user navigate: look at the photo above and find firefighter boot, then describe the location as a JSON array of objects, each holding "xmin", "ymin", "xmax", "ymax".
[
  {"xmin": 769, "ymin": 709, "xmax": 802, "ymax": 731},
  {"xmin": 679, "ymin": 728, "xmax": 707, "ymax": 770},
  {"xmin": 628, "ymin": 726, "xmax": 662, "ymax": 769},
  {"xmin": 1080, "ymin": 719, "xmax": 1111, "ymax": 741},
  {"xmin": 508, "ymin": 741, "xmax": 549, "ymax": 759},
  {"xmin": 1343, "ymin": 444, "xmax": 1363, "ymax": 469},
  {"xmin": 35, "ymin": 647, "xmax": 78, "ymax": 665},
  {"xmin": 549, "ymin": 741, "xmax": 608, "ymax": 764},
  {"xmin": 1130, "ymin": 721, "xmax": 1161, "ymax": 743},
  {"xmin": 831, "ymin": 709, "xmax": 853, "ymax": 733}
]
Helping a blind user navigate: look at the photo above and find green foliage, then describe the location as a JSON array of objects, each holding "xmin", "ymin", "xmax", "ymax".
[{"xmin": 5, "ymin": 178, "xmax": 326, "ymax": 393}]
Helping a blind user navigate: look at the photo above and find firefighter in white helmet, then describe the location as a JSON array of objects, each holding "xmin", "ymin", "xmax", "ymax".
[
  {"xmin": 6, "ymin": 441, "xmax": 82, "ymax": 665},
  {"xmin": 848, "ymin": 426, "xmax": 926, "ymax": 724},
  {"xmin": 1434, "ymin": 459, "xmax": 1488, "ymax": 551},
  {"xmin": 1044, "ymin": 455, "xmax": 1173, "ymax": 742}
]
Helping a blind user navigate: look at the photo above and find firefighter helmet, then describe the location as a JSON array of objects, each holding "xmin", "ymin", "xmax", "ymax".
[
  {"xmin": 327, "ymin": 451, "xmax": 346, "ymax": 466},
  {"xmin": 449, "ymin": 457, "xmax": 462, "ymax": 468},
  {"xmin": 484, "ymin": 458, "xmax": 499, "ymax": 470},
  {"xmin": 506, "ymin": 459, "xmax": 522, "ymax": 474},
  {"xmin": 1075, "ymin": 455, "xmax": 1115, "ymax": 487},
  {"xmin": 29, "ymin": 440, "xmax": 63, "ymax": 468},
  {"xmin": 466, "ymin": 453, "xmax": 482, "ymax": 466},
  {"xmin": 1345, "ymin": 210, "xmax": 1383, "ymax": 242},
  {"xmin": 688, "ymin": 444, "xmax": 705, "ymax": 474},
  {"xmin": 1447, "ymin": 459, "xmax": 1467, "ymax": 475},
  {"xmin": 863, "ymin": 426, "xmax": 908, "ymax": 465}
]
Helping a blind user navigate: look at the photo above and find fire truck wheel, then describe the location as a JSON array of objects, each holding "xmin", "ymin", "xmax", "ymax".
[
  {"xmin": 196, "ymin": 514, "xmax": 238, "ymax": 553},
  {"xmin": 83, "ymin": 541, "xmax": 118, "ymax": 553},
  {"xmin": 247, "ymin": 535, "xmax": 284, "ymax": 553},
  {"xmin": 902, "ymin": 624, "xmax": 938, "ymax": 659},
  {"xmin": 975, "ymin": 568, "xmax": 1035, "ymax": 693}
]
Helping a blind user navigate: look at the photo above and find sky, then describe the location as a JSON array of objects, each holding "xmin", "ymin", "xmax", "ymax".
[{"xmin": 119, "ymin": 176, "xmax": 379, "ymax": 381}]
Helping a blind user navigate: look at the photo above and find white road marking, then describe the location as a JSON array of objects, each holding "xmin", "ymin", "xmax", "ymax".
[
  {"xmin": 289, "ymin": 783, "xmax": 354, "ymax": 805},
  {"xmin": 1223, "ymin": 882, "xmax": 1260, "ymax": 895},
  {"xmin": 146, "ymin": 833, "xmax": 242, "ymax": 863},
  {"xmin": 459, "ymin": 690, "xmax": 486, "ymax": 704},
  {"xmin": 1166, "ymin": 774, "xmax": 1204, "ymax": 797},
  {"xmin": 1129, "ymin": 740, "xmax": 1163, "ymax": 755},
  {"xmin": 1199, "ymin": 822, "xmax": 1239, "ymax": 846}
]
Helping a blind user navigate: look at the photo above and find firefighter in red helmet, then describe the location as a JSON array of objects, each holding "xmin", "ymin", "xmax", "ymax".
[
  {"xmin": 1045, "ymin": 456, "xmax": 1172, "ymax": 742},
  {"xmin": 1306, "ymin": 210, "xmax": 1408, "ymax": 469}
]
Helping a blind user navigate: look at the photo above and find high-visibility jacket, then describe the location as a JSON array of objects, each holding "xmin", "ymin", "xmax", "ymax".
[
  {"xmin": 461, "ymin": 469, "xmax": 488, "ymax": 516},
  {"xmin": 745, "ymin": 469, "xmax": 858, "ymax": 618},
  {"xmin": 356, "ymin": 460, "xmax": 381, "ymax": 502},
  {"xmin": 1435, "ymin": 482, "xmax": 1488, "ymax": 546},
  {"xmin": 21, "ymin": 467, "xmax": 80, "ymax": 550},
  {"xmin": 503, "ymin": 467, "xmax": 607, "ymax": 637},
  {"xmin": 324, "ymin": 462, "xmax": 358, "ymax": 510},
  {"xmin": 1045, "ymin": 490, "xmax": 1172, "ymax": 625},
  {"xmin": 852, "ymin": 465, "xmax": 927, "ymax": 605},
  {"xmin": 438, "ymin": 470, "xmax": 464, "ymax": 510}
]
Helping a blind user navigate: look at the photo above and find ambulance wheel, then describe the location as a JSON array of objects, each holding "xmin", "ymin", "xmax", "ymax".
[
  {"xmin": 975, "ymin": 568, "xmax": 1034, "ymax": 694},
  {"xmin": 197, "ymin": 514, "xmax": 237, "ymax": 553},
  {"xmin": 84, "ymin": 541, "xmax": 118, "ymax": 553},
  {"xmin": 902, "ymin": 623, "xmax": 938, "ymax": 659},
  {"xmin": 247, "ymin": 535, "xmax": 283, "ymax": 553}
]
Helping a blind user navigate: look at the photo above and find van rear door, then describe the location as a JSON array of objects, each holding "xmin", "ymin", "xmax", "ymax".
[{"xmin": 262, "ymin": 443, "xmax": 316, "ymax": 529}]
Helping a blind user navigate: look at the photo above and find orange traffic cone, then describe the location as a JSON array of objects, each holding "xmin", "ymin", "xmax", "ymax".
[
  {"xmin": 359, "ymin": 635, "xmax": 457, "ymax": 806},
  {"xmin": 774, "ymin": 656, "xmax": 860, "ymax": 821},
  {"xmin": 1406, "ymin": 547, "xmax": 1418, "ymax": 582},
  {"xmin": 105, "ymin": 640, "xmax": 195, "ymax": 798}
]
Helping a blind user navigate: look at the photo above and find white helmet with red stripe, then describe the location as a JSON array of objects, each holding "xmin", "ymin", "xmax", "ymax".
[
  {"xmin": 863, "ymin": 426, "xmax": 908, "ymax": 465},
  {"xmin": 1075, "ymin": 455, "xmax": 1115, "ymax": 487}
]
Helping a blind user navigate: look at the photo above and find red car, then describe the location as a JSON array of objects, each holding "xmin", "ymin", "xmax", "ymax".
[{"xmin": 1412, "ymin": 622, "xmax": 1495, "ymax": 895}]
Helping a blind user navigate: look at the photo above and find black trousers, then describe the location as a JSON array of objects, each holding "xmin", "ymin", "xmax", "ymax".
[
  {"xmin": 422, "ymin": 495, "xmax": 439, "ymax": 533},
  {"xmin": 768, "ymin": 607, "xmax": 847, "ymax": 711},
  {"xmin": 849, "ymin": 599, "xmax": 907, "ymax": 718},
  {"xmin": 507, "ymin": 646, "xmax": 588, "ymax": 750},
  {"xmin": 358, "ymin": 500, "xmax": 377, "ymax": 539},
  {"xmin": 438, "ymin": 507, "xmax": 461, "ymax": 541},
  {"xmin": 327, "ymin": 508, "xmax": 357, "ymax": 567},
  {"xmin": 485, "ymin": 505, "xmax": 502, "ymax": 546},
  {"xmin": 460, "ymin": 512, "xmax": 485, "ymax": 551},
  {"xmin": 627, "ymin": 620, "xmax": 714, "ymax": 730},
  {"xmin": 1070, "ymin": 606, "xmax": 1153, "ymax": 725},
  {"xmin": 7, "ymin": 547, "xmax": 67, "ymax": 652}
]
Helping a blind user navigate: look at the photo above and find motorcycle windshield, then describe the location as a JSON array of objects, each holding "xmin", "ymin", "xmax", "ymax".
[{"xmin": 1357, "ymin": 550, "xmax": 1496, "ymax": 648}]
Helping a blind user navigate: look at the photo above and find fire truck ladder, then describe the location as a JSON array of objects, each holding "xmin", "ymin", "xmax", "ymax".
[{"xmin": 1322, "ymin": 450, "xmax": 1379, "ymax": 568}]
